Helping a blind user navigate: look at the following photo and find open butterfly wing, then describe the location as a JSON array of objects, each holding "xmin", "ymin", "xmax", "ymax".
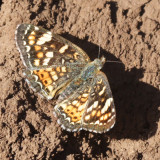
[
  {"xmin": 54, "ymin": 71, "xmax": 116, "ymax": 133},
  {"xmin": 16, "ymin": 24, "xmax": 90, "ymax": 70},
  {"xmin": 15, "ymin": 24, "xmax": 90, "ymax": 99},
  {"xmin": 81, "ymin": 71, "xmax": 116, "ymax": 133}
]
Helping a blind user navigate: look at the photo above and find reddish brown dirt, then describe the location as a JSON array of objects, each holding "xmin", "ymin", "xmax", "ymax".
[{"xmin": 0, "ymin": 0, "xmax": 160, "ymax": 159}]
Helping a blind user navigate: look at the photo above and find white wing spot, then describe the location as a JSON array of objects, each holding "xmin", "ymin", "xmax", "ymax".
[
  {"xmin": 112, "ymin": 108, "xmax": 115, "ymax": 113},
  {"xmin": 47, "ymin": 31, "xmax": 52, "ymax": 35},
  {"xmin": 85, "ymin": 115, "xmax": 90, "ymax": 121},
  {"xmin": 50, "ymin": 71, "xmax": 56, "ymax": 76},
  {"xmin": 87, "ymin": 105, "xmax": 93, "ymax": 113},
  {"xmin": 72, "ymin": 100, "xmax": 78, "ymax": 105},
  {"xmin": 78, "ymin": 100, "xmax": 88, "ymax": 111},
  {"xmin": 93, "ymin": 101, "xmax": 98, "ymax": 108},
  {"xmin": 99, "ymin": 86, "xmax": 106, "ymax": 96},
  {"xmin": 26, "ymin": 46, "xmax": 31, "ymax": 52},
  {"xmin": 23, "ymin": 41, "xmax": 26, "ymax": 45},
  {"xmin": 65, "ymin": 117, "xmax": 71, "ymax": 122},
  {"xmin": 34, "ymin": 59, "xmax": 40, "ymax": 66},
  {"xmin": 62, "ymin": 58, "xmax": 65, "ymax": 64},
  {"xmin": 52, "ymin": 74, "xmax": 58, "ymax": 81},
  {"xmin": 82, "ymin": 93, "xmax": 88, "ymax": 98},
  {"xmin": 24, "ymin": 25, "xmax": 30, "ymax": 35},
  {"xmin": 37, "ymin": 34, "xmax": 52, "ymax": 45},
  {"xmin": 101, "ymin": 98, "xmax": 113, "ymax": 114},
  {"xmin": 29, "ymin": 40, "xmax": 35, "ymax": 45},
  {"xmin": 43, "ymin": 58, "xmax": 50, "ymax": 65},
  {"xmin": 61, "ymin": 66, "xmax": 67, "ymax": 72},
  {"xmin": 95, "ymin": 120, "xmax": 100, "ymax": 124},
  {"xmin": 46, "ymin": 51, "xmax": 54, "ymax": 58},
  {"xmin": 59, "ymin": 45, "xmax": 68, "ymax": 53},
  {"xmin": 34, "ymin": 26, "xmax": 39, "ymax": 30},
  {"xmin": 43, "ymin": 33, "xmax": 52, "ymax": 38},
  {"xmin": 47, "ymin": 85, "xmax": 54, "ymax": 92}
]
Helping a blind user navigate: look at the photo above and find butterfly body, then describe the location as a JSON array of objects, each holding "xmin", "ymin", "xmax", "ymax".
[{"xmin": 15, "ymin": 24, "xmax": 116, "ymax": 133}]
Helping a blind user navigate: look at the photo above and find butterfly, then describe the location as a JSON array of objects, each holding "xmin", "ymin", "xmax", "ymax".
[{"xmin": 15, "ymin": 24, "xmax": 116, "ymax": 133}]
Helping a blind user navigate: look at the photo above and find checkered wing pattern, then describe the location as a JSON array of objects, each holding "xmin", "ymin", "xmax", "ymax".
[
  {"xmin": 82, "ymin": 71, "xmax": 116, "ymax": 133},
  {"xmin": 16, "ymin": 24, "xmax": 90, "ymax": 70},
  {"xmin": 15, "ymin": 24, "xmax": 90, "ymax": 99},
  {"xmin": 54, "ymin": 71, "xmax": 116, "ymax": 133},
  {"xmin": 16, "ymin": 24, "xmax": 116, "ymax": 133}
]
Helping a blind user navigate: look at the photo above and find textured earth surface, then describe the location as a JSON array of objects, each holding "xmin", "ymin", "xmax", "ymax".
[{"xmin": 0, "ymin": 0, "xmax": 160, "ymax": 159}]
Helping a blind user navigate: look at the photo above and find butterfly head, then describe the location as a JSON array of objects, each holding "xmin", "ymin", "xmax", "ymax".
[{"xmin": 93, "ymin": 56, "xmax": 106, "ymax": 70}]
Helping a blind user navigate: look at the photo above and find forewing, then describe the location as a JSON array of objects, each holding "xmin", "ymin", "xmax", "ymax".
[
  {"xmin": 15, "ymin": 24, "xmax": 90, "ymax": 70},
  {"xmin": 82, "ymin": 71, "xmax": 116, "ymax": 133},
  {"xmin": 15, "ymin": 24, "xmax": 90, "ymax": 99}
]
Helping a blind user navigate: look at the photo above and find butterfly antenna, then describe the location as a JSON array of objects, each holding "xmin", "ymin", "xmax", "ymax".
[
  {"xmin": 98, "ymin": 19, "xmax": 102, "ymax": 59},
  {"xmin": 106, "ymin": 60, "xmax": 123, "ymax": 64}
]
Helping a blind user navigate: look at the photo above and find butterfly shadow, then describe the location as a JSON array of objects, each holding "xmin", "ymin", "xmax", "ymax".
[
  {"xmin": 62, "ymin": 33, "xmax": 160, "ymax": 140},
  {"xmin": 48, "ymin": 34, "xmax": 160, "ymax": 159}
]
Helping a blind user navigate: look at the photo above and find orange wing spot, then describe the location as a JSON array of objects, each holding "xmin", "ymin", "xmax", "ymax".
[
  {"xmin": 42, "ymin": 78, "xmax": 52, "ymax": 86},
  {"xmin": 64, "ymin": 105, "xmax": 73, "ymax": 113},
  {"xmin": 64, "ymin": 105, "xmax": 83, "ymax": 122},
  {"xmin": 35, "ymin": 45, "xmax": 41, "ymax": 51},
  {"xmin": 66, "ymin": 54, "xmax": 73, "ymax": 58},
  {"xmin": 38, "ymin": 71, "xmax": 50, "ymax": 80},
  {"xmin": 71, "ymin": 113, "xmax": 82, "ymax": 122},
  {"xmin": 39, "ymin": 69, "xmax": 44, "ymax": 72},
  {"xmin": 56, "ymin": 67, "xmax": 61, "ymax": 72},
  {"xmin": 98, "ymin": 105, "xmax": 101, "ymax": 109},
  {"xmin": 33, "ymin": 70, "xmax": 38, "ymax": 74},
  {"xmin": 50, "ymin": 44, "xmax": 55, "ymax": 48},
  {"xmin": 70, "ymin": 107, "xmax": 77, "ymax": 114},
  {"xmin": 71, "ymin": 111, "xmax": 82, "ymax": 122},
  {"xmin": 100, "ymin": 116, "xmax": 104, "ymax": 121},
  {"xmin": 29, "ymin": 40, "xmax": 35, "ymax": 45},
  {"xmin": 73, "ymin": 52, "xmax": 79, "ymax": 60},
  {"xmin": 91, "ymin": 110, "xmax": 97, "ymax": 117},
  {"xmin": 80, "ymin": 97, "xmax": 88, "ymax": 103},
  {"xmin": 74, "ymin": 78, "xmax": 83, "ymax": 85},
  {"xmin": 97, "ymin": 110, "xmax": 101, "ymax": 117},
  {"xmin": 101, "ymin": 98, "xmax": 105, "ymax": 103},
  {"xmin": 108, "ymin": 113, "xmax": 111, "ymax": 117},
  {"xmin": 59, "ymin": 73, "xmax": 64, "ymax": 77},
  {"xmin": 28, "ymin": 35, "xmax": 35, "ymax": 40},
  {"xmin": 82, "ymin": 93, "xmax": 89, "ymax": 98},
  {"xmin": 104, "ymin": 114, "xmax": 108, "ymax": 120},
  {"xmin": 72, "ymin": 116, "xmax": 78, "ymax": 121},
  {"xmin": 78, "ymin": 95, "xmax": 82, "ymax": 99},
  {"xmin": 97, "ymin": 79, "xmax": 102, "ymax": 84},
  {"xmin": 37, "ymin": 52, "xmax": 44, "ymax": 58}
]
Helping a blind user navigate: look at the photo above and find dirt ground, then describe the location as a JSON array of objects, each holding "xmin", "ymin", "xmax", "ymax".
[{"xmin": 0, "ymin": 0, "xmax": 160, "ymax": 159}]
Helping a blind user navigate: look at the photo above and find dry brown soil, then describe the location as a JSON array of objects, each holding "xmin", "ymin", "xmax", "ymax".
[{"xmin": 0, "ymin": 0, "xmax": 160, "ymax": 159}]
